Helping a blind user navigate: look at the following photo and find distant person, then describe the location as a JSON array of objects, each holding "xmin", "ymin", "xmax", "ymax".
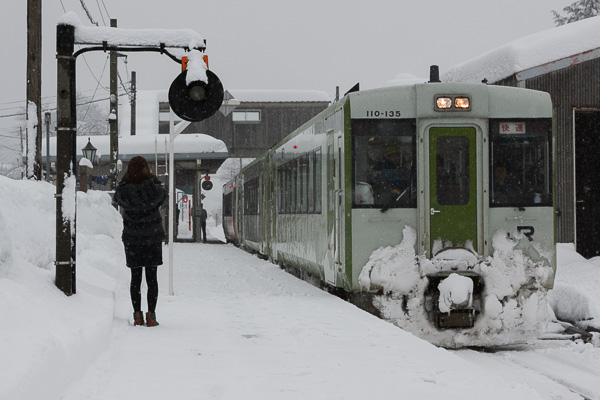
[
  {"xmin": 199, "ymin": 204, "xmax": 208, "ymax": 243},
  {"xmin": 114, "ymin": 156, "xmax": 166, "ymax": 327}
]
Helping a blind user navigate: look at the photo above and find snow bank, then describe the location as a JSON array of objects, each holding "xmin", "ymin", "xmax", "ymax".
[
  {"xmin": 0, "ymin": 176, "xmax": 125, "ymax": 400},
  {"xmin": 360, "ymin": 226, "xmax": 554, "ymax": 348},
  {"xmin": 549, "ymin": 243, "xmax": 600, "ymax": 331}
]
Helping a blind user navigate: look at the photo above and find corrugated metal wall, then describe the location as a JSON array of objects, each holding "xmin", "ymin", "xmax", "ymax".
[{"xmin": 498, "ymin": 58, "xmax": 600, "ymax": 243}]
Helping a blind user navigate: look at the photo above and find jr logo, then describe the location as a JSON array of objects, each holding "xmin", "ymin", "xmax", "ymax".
[{"xmin": 517, "ymin": 226, "xmax": 535, "ymax": 242}]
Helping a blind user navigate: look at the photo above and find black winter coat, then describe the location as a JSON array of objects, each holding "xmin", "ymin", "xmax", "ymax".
[{"xmin": 114, "ymin": 175, "xmax": 166, "ymax": 246}]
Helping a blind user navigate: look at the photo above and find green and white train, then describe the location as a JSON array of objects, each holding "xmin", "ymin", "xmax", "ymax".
[{"xmin": 223, "ymin": 70, "xmax": 556, "ymax": 347}]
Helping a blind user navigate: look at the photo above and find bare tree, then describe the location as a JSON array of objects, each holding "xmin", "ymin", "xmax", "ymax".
[{"xmin": 553, "ymin": 0, "xmax": 600, "ymax": 25}]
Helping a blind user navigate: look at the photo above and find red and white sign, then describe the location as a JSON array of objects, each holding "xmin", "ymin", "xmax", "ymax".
[{"xmin": 499, "ymin": 122, "xmax": 526, "ymax": 134}]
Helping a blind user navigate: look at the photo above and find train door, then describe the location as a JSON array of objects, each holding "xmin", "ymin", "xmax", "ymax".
[
  {"xmin": 575, "ymin": 110, "xmax": 600, "ymax": 258},
  {"xmin": 428, "ymin": 127, "xmax": 478, "ymax": 254},
  {"xmin": 334, "ymin": 135, "xmax": 344, "ymax": 268},
  {"xmin": 324, "ymin": 134, "xmax": 337, "ymax": 285}
]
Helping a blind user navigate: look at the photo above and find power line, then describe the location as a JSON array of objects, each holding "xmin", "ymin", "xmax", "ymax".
[
  {"xmin": 0, "ymin": 92, "xmax": 128, "ymax": 119},
  {"xmin": 95, "ymin": 0, "xmax": 106, "ymax": 25},
  {"xmin": 79, "ymin": 0, "xmax": 98, "ymax": 25},
  {"xmin": 78, "ymin": 56, "xmax": 109, "ymax": 131},
  {"xmin": 100, "ymin": 0, "xmax": 111, "ymax": 21}
]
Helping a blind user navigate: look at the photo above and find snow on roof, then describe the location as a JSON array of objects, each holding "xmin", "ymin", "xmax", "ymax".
[
  {"xmin": 228, "ymin": 90, "xmax": 331, "ymax": 103},
  {"xmin": 442, "ymin": 16, "xmax": 600, "ymax": 84},
  {"xmin": 59, "ymin": 12, "xmax": 206, "ymax": 50},
  {"xmin": 43, "ymin": 134, "xmax": 227, "ymax": 160}
]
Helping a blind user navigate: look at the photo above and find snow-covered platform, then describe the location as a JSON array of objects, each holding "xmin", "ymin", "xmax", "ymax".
[{"xmin": 1, "ymin": 177, "xmax": 600, "ymax": 399}]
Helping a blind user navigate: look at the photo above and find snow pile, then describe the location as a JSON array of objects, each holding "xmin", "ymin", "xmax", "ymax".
[
  {"xmin": 360, "ymin": 226, "xmax": 554, "ymax": 348},
  {"xmin": 549, "ymin": 243, "xmax": 600, "ymax": 331},
  {"xmin": 358, "ymin": 225, "xmax": 420, "ymax": 293},
  {"xmin": 438, "ymin": 273, "xmax": 473, "ymax": 313},
  {"xmin": 0, "ymin": 176, "xmax": 125, "ymax": 400}
]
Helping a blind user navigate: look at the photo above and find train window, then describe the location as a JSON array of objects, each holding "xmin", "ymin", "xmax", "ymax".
[
  {"xmin": 489, "ymin": 119, "xmax": 553, "ymax": 207},
  {"xmin": 276, "ymin": 148, "xmax": 322, "ymax": 215},
  {"xmin": 435, "ymin": 136, "xmax": 470, "ymax": 205},
  {"xmin": 352, "ymin": 119, "xmax": 417, "ymax": 209},
  {"xmin": 244, "ymin": 178, "xmax": 259, "ymax": 215},
  {"xmin": 223, "ymin": 192, "xmax": 233, "ymax": 217},
  {"xmin": 314, "ymin": 148, "xmax": 322, "ymax": 213}
]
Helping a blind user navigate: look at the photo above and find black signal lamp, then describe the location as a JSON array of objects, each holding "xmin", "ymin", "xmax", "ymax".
[{"xmin": 168, "ymin": 69, "xmax": 224, "ymax": 122}]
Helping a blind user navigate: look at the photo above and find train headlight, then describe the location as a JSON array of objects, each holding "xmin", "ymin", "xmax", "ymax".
[
  {"xmin": 436, "ymin": 97, "xmax": 453, "ymax": 109},
  {"xmin": 454, "ymin": 97, "xmax": 470, "ymax": 109},
  {"xmin": 435, "ymin": 95, "xmax": 471, "ymax": 111}
]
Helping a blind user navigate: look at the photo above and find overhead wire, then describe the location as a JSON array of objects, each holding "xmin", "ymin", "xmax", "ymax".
[
  {"xmin": 78, "ymin": 55, "xmax": 110, "ymax": 131},
  {"xmin": 79, "ymin": 0, "xmax": 99, "ymax": 26},
  {"xmin": 95, "ymin": 0, "xmax": 107, "ymax": 25}
]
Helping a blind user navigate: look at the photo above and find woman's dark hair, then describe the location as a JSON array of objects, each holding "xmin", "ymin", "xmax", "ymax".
[{"xmin": 124, "ymin": 156, "xmax": 152, "ymax": 184}]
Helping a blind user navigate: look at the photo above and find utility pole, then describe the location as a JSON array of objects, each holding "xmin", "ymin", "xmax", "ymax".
[
  {"xmin": 45, "ymin": 112, "xmax": 51, "ymax": 182},
  {"xmin": 130, "ymin": 71, "xmax": 136, "ymax": 136},
  {"xmin": 55, "ymin": 23, "xmax": 77, "ymax": 295},
  {"xmin": 109, "ymin": 18, "xmax": 119, "ymax": 190},
  {"xmin": 27, "ymin": 0, "xmax": 42, "ymax": 180}
]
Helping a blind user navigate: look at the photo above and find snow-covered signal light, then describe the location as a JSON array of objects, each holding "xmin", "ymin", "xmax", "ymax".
[
  {"xmin": 169, "ymin": 67, "xmax": 224, "ymax": 122},
  {"xmin": 183, "ymin": 195, "xmax": 188, "ymax": 203}
]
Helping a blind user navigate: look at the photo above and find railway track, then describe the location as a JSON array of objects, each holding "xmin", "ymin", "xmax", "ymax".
[{"xmin": 454, "ymin": 340, "xmax": 600, "ymax": 400}]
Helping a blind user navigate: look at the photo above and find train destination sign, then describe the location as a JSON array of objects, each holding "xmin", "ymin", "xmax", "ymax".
[{"xmin": 500, "ymin": 122, "xmax": 526, "ymax": 134}]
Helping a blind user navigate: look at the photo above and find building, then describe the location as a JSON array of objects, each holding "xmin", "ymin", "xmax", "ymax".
[
  {"xmin": 43, "ymin": 88, "xmax": 331, "ymax": 242},
  {"xmin": 158, "ymin": 90, "xmax": 331, "ymax": 157},
  {"xmin": 443, "ymin": 16, "xmax": 600, "ymax": 257}
]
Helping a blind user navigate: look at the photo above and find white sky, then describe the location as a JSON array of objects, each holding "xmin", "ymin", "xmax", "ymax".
[{"xmin": 0, "ymin": 0, "xmax": 570, "ymax": 128}]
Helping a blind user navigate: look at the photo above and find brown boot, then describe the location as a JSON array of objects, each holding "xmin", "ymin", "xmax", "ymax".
[
  {"xmin": 146, "ymin": 312, "xmax": 159, "ymax": 327},
  {"xmin": 133, "ymin": 311, "xmax": 144, "ymax": 326}
]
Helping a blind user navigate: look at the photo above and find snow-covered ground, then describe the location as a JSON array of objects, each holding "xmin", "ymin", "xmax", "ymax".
[{"xmin": 1, "ymin": 175, "xmax": 600, "ymax": 400}]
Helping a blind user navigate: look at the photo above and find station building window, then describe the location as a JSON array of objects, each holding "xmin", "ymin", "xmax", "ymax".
[{"xmin": 232, "ymin": 110, "xmax": 261, "ymax": 122}]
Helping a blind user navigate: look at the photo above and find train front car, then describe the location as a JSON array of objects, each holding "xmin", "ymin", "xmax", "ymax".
[{"xmin": 354, "ymin": 82, "xmax": 555, "ymax": 347}]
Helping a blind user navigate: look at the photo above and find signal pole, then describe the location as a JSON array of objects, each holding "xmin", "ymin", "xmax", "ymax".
[
  {"xmin": 27, "ymin": 0, "xmax": 42, "ymax": 180},
  {"xmin": 130, "ymin": 71, "xmax": 136, "ymax": 136},
  {"xmin": 109, "ymin": 18, "xmax": 119, "ymax": 190}
]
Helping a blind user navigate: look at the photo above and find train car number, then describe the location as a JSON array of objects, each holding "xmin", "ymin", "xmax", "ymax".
[{"xmin": 366, "ymin": 110, "xmax": 402, "ymax": 117}]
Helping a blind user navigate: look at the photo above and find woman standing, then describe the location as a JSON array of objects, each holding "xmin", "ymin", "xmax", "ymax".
[{"xmin": 114, "ymin": 156, "xmax": 166, "ymax": 327}]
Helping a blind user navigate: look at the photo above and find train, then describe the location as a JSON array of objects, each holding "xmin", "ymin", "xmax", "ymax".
[{"xmin": 222, "ymin": 68, "xmax": 556, "ymax": 348}]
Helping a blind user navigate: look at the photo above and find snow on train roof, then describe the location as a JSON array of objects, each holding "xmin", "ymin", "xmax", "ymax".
[{"xmin": 442, "ymin": 16, "xmax": 600, "ymax": 84}]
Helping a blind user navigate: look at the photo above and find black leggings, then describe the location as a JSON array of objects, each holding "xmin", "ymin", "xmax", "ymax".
[{"xmin": 130, "ymin": 266, "xmax": 158, "ymax": 313}]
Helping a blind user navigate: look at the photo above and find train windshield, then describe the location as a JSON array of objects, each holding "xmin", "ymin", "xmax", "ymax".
[
  {"xmin": 352, "ymin": 119, "xmax": 417, "ymax": 209},
  {"xmin": 489, "ymin": 119, "xmax": 553, "ymax": 207}
]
